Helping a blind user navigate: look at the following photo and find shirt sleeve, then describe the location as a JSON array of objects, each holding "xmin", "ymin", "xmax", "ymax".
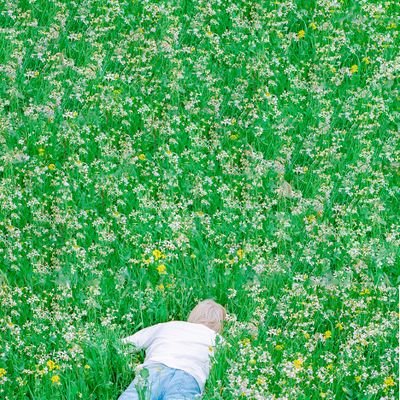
[{"xmin": 121, "ymin": 323, "xmax": 161, "ymax": 350}]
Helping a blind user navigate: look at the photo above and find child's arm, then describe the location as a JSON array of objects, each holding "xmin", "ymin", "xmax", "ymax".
[{"xmin": 121, "ymin": 323, "xmax": 161, "ymax": 350}]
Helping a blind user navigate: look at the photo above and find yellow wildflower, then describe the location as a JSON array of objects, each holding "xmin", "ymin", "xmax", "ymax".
[
  {"xmin": 0, "ymin": 368, "xmax": 6, "ymax": 378},
  {"xmin": 190, "ymin": 254, "xmax": 196, "ymax": 259},
  {"xmin": 323, "ymin": 330, "xmax": 332, "ymax": 339},
  {"xmin": 297, "ymin": 30, "xmax": 305, "ymax": 39},
  {"xmin": 138, "ymin": 153, "xmax": 146, "ymax": 161},
  {"xmin": 249, "ymin": 359, "xmax": 256, "ymax": 366},
  {"xmin": 336, "ymin": 322, "xmax": 344, "ymax": 331},
  {"xmin": 34, "ymin": 71, "xmax": 40, "ymax": 77},
  {"xmin": 387, "ymin": 22, "xmax": 397, "ymax": 29},
  {"xmin": 38, "ymin": 147, "xmax": 45, "ymax": 156},
  {"xmin": 275, "ymin": 344, "xmax": 284, "ymax": 350},
  {"xmin": 156, "ymin": 264, "xmax": 167, "ymax": 274},
  {"xmin": 152, "ymin": 249, "xmax": 162, "ymax": 260},
  {"xmin": 51, "ymin": 375, "xmax": 61, "ymax": 384},
  {"xmin": 362, "ymin": 56, "xmax": 370, "ymax": 64},
  {"xmin": 157, "ymin": 283, "xmax": 164, "ymax": 291},
  {"xmin": 152, "ymin": 249, "xmax": 165, "ymax": 260},
  {"xmin": 236, "ymin": 249, "xmax": 244, "ymax": 259},
  {"xmin": 384, "ymin": 376, "xmax": 395, "ymax": 387},
  {"xmin": 355, "ymin": 375, "xmax": 362, "ymax": 382},
  {"xmin": 309, "ymin": 22, "xmax": 317, "ymax": 30},
  {"xmin": 350, "ymin": 64, "xmax": 358, "ymax": 74},
  {"xmin": 84, "ymin": 364, "xmax": 91, "ymax": 369},
  {"xmin": 229, "ymin": 134, "xmax": 239, "ymax": 140},
  {"xmin": 47, "ymin": 360, "xmax": 56, "ymax": 371},
  {"xmin": 256, "ymin": 376, "xmax": 266, "ymax": 385},
  {"xmin": 304, "ymin": 332, "xmax": 310, "ymax": 339},
  {"xmin": 46, "ymin": 360, "xmax": 60, "ymax": 371},
  {"xmin": 293, "ymin": 359, "xmax": 303, "ymax": 369},
  {"xmin": 240, "ymin": 338, "xmax": 250, "ymax": 346},
  {"xmin": 306, "ymin": 215, "xmax": 316, "ymax": 223},
  {"xmin": 48, "ymin": 164, "xmax": 56, "ymax": 170}
]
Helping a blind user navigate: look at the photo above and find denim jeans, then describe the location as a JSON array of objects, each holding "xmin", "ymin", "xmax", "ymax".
[{"xmin": 118, "ymin": 363, "xmax": 202, "ymax": 400}]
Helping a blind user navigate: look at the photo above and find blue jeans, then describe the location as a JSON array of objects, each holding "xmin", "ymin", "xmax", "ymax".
[{"xmin": 118, "ymin": 363, "xmax": 202, "ymax": 400}]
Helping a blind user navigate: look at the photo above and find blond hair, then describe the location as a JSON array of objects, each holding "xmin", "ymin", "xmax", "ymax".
[{"xmin": 187, "ymin": 299, "xmax": 227, "ymax": 333}]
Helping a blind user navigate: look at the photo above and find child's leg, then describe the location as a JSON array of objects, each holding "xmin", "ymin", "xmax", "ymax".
[
  {"xmin": 163, "ymin": 369, "xmax": 202, "ymax": 399},
  {"xmin": 117, "ymin": 376, "xmax": 140, "ymax": 400},
  {"xmin": 118, "ymin": 364, "xmax": 168, "ymax": 400}
]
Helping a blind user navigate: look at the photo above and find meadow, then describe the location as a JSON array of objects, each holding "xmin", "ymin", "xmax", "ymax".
[{"xmin": 0, "ymin": 0, "xmax": 399, "ymax": 398}]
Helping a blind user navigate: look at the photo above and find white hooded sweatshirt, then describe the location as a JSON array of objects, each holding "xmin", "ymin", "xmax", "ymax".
[{"xmin": 121, "ymin": 320, "xmax": 224, "ymax": 393}]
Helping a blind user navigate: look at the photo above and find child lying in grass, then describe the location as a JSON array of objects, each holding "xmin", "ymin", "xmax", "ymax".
[{"xmin": 118, "ymin": 299, "xmax": 227, "ymax": 400}]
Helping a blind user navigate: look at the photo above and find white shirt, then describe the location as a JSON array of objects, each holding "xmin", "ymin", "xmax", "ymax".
[{"xmin": 121, "ymin": 320, "xmax": 224, "ymax": 393}]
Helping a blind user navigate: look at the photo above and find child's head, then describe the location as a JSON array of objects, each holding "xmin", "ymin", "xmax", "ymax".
[{"xmin": 188, "ymin": 299, "xmax": 227, "ymax": 334}]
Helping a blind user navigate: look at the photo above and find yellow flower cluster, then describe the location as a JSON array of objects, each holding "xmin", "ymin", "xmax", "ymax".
[
  {"xmin": 297, "ymin": 30, "xmax": 305, "ymax": 39},
  {"xmin": 323, "ymin": 330, "xmax": 332, "ymax": 339},
  {"xmin": 47, "ymin": 360, "xmax": 60, "ymax": 371},
  {"xmin": 350, "ymin": 64, "xmax": 358, "ymax": 74},
  {"xmin": 336, "ymin": 322, "xmax": 344, "ymax": 330},
  {"xmin": 156, "ymin": 264, "xmax": 167, "ymax": 274},
  {"xmin": 256, "ymin": 376, "xmax": 266, "ymax": 385},
  {"xmin": 293, "ymin": 358, "xmax": 303, "ymax": 369},
  {"xmin": 384, "ymin": 376, "xmax": 395, "ymax": 387},
  {"xmin": 152, "ymin": 249, "xmax": 166, "ymax": 260}
]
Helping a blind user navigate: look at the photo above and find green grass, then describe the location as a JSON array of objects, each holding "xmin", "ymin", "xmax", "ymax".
[{"xmin": 0, "ymin": 0, "xmax": 399, "ymax": 398}]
